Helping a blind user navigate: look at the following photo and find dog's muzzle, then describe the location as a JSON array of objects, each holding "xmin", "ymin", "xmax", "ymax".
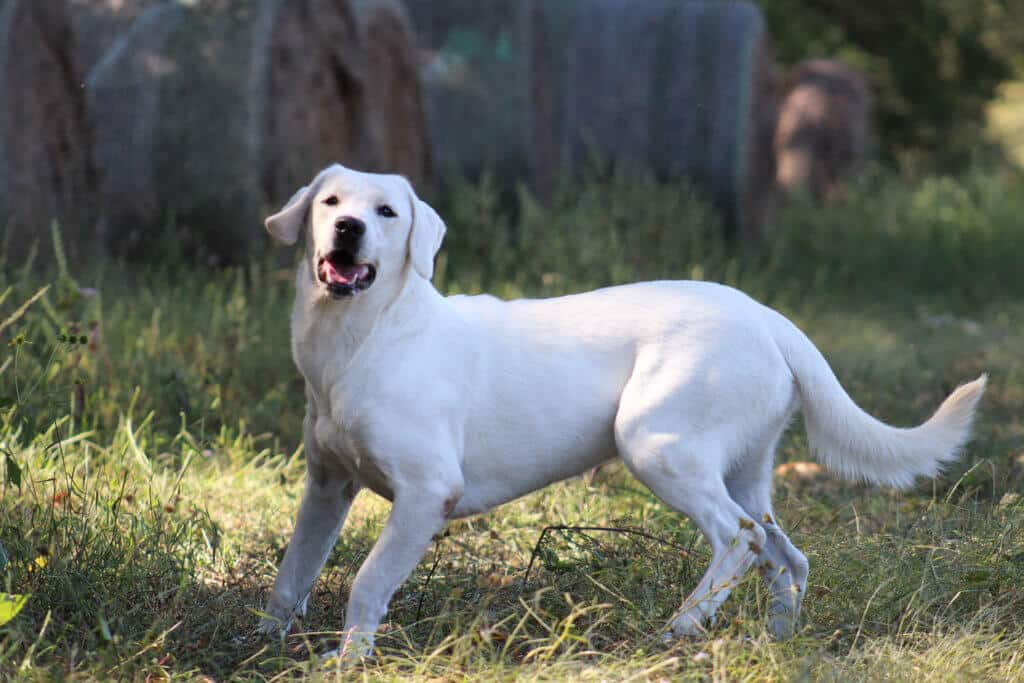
[
  {"xmin": 318, "ymin": 249, "xmax": 376, "ymax": 297},
  {"xmin": 317, "ymin": 216, "xmax": 377, "ymax": 297}
]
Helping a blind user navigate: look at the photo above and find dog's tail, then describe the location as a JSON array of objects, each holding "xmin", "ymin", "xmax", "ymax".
[{"xmin": 768, "ymin": 310, "xmax": 986, "ymax": 488}]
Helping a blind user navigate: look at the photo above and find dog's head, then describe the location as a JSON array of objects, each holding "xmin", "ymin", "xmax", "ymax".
[{"xmin": 265, "ymin": 164, "xmax": 445, "ymax": 299}]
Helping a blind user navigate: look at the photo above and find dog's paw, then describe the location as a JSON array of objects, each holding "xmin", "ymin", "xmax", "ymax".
[
  {"xmin": 256, "ymin": 615, "xmax": 290, "ymax": 640},
  {"xmin": 319, "ymin": 635, "xmax": 373, "ymax": 668},
  {"xmin": 255, "ymin": 597, "xmax": 303, "ymax": 640},
  {"xmin": 766, "ymin": 601, "xmax": 799, "ymax": 640},
  {"xmin": 665, "ymin": 611, "xmax": 712, "ymax": 640},
  {"xmin": 319, "ymin": 646, "xmax": 367, "ymax": 669}
]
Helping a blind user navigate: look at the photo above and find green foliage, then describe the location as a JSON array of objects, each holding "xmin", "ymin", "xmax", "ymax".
[
  {"xmin": 437, "ymin": 167, "xmax": 724, "ymax": 298},
  {"xmin": 760, "ymin": 0, "xmax": 1024, "ymax": 168},
  {"xmin": 768, "ymin": 164, "xmax": 1024, "ymax": 303},
  {"xmin": 0, "ymin": 594, "xmax": 27, "ymax": 628}
]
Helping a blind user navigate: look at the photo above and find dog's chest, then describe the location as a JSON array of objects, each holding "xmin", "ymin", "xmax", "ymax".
[
  {"xmin": 312, "ymin": 403, "xmax": 394, "ymax": 499},
  {"xmin": 295, "ymin": 338, "xmax": 395, "ymax": 496},
  {"xmin": 297, "ymin": 372, "xmax": 387, "ymax": 491}
]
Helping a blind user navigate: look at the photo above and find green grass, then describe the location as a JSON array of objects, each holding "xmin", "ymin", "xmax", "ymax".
[{"xmin": 1, "ymin": 169, "xmax": 1023, "ymax": 680}]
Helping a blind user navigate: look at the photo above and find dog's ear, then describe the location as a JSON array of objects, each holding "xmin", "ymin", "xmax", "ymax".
[
  {"xmin": 265, "ymin": 185, "xmax": 311, "ymax": 245},
  {"xmin": 406, "ymin": 181, "xmax": 446, "ymax": 280}
]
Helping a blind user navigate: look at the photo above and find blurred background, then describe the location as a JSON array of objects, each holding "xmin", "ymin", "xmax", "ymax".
[{"xmin": 2, "ymin": 0, "xmax": 1023, "ymax": 268}]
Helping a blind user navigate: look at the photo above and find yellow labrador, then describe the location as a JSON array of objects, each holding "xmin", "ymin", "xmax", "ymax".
[{"xmin": 259, "ymin": 164, "xmax": 986, "ymax": 660}]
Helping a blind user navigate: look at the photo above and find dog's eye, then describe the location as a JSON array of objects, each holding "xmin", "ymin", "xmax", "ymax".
[
  {"xmin": 323, "ymin": 195, "xmax": 339, "ymax": 206},
  {"xmin": 376, "ymin": 205, "xmax": 397, "ymax": 218}
]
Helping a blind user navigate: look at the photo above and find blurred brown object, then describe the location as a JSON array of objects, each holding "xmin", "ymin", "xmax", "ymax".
[
  {"xmin": 774, "ymin": 59, "xmax": 871, "ymax": 202},
  {"xmin": 266, "ymin": 0, "xmax": 432, "ymax": 197},
  {"xmin": 774, "ymin": 461, "xmax": 826, "ymax": 482},
  {"xmin": 261, "ymin": 0, "xmax": 376, "ymax": 207}
]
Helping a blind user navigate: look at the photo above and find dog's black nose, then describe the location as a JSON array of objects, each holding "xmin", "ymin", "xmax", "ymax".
[{"xmin": 334, "ymin": 216, "xmax": 366, "ymax": 237}]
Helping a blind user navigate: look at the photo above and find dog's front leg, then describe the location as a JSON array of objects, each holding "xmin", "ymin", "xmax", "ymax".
[
  {"xmin": 327, "ymin": 482, "xmax": 461, "ymax": 662},
  {"xmin": 260, "ymin": 461, "xmax": 358, "ymax": 638}
]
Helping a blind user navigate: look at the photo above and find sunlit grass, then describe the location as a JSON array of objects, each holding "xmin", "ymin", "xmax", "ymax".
[{"xmin": 988, "ymin": 81, "xmax": 1024, "ymax": 168}]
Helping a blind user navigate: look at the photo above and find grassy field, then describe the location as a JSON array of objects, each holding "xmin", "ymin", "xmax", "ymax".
[{"xmin": 1, "ymin": 168, "xmax": 1023, "ymax": 680}]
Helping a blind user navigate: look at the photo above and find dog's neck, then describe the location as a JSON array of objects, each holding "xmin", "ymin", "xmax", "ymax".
[{"xmin": 291, "ymin": 259, "xmax": 441, "ymax": 381}]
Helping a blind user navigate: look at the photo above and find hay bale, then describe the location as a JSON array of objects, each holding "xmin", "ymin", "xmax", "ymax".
[
  {"xmin": 86, "ymin": 3, "xmax": 188, "ymax": 260},
  {"xmin": 262, "ymin": 0, "xmax": 430, "ymax": 197},
  {"xmin": 260, "ymin": 0, "xmax": 376, "ymax": 206},
  {"xmin": 67, "ymin": 1, "xmax": 163, "ymax": 76},
  {"xmin": 88, "ymin": 0, "xmax": 426, "ymax": 263},
  {"xmin": 556, "ymin": 0, "xmax": 777, "ymax": 242},
  {"xmin": 0, "ymin": 0, "xmax": 96, "ymax": 256},
  {"xmin": 775, "ymin": 59, "xmax": 871, "ymax": 201},
  {"xmin": 88, "ymin": 1, "xmax": 265, "ymax": 262},
  {"xmin": 353, "ymin": 0, "xmax": 431, "ymax": 187},
  {"xmin": 405, "ymin": 0, "xmax": 536, "ymax": 180},
  {"xmin": 406, "ymin": 0, "xmax": 777, "ymax": 241},
  {"xmin": 0, "ymin": 0, "xmax": 161, "ymax": 257}
]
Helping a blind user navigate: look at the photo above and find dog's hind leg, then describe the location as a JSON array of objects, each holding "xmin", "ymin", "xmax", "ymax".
[
  {"xmin": 616, "ymin": 425, "xmax": 766, "ymax": 637},
  {"xmin": 614, "ymin": 339, "xmax": 798, "ymax": 637},
  {"xmin": 725, "ymin": 436, "xmax": 809, "ymax": 639}
]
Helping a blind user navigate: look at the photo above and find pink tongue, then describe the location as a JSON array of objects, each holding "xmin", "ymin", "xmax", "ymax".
[{"xmin": 323, "ymin": 260, "xmax": 368, "ymax": 285}]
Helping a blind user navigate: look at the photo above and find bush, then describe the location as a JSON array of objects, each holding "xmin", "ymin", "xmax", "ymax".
[
  {"xmin": 769, "ymin": 165, "xmax": 1024, "ymax": 304},
  {"xmin": 760, "ymin": 0, "xmax": 1021, "ymax": 169}
]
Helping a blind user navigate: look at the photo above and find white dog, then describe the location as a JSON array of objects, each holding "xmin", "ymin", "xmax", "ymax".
[{"xmin": 258, "ymin": 164, "xmax": 986, "ymax": 660}]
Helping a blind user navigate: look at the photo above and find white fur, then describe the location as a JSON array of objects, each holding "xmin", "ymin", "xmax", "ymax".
[{"xmin": 258, "ymin": 164, "xmax": 987, "ymax": 660}]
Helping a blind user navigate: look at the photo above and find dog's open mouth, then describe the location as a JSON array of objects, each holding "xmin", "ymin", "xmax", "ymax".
[{"xmin": 318, "ymin": 250, "xmax": 377, "ymax": 297}]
